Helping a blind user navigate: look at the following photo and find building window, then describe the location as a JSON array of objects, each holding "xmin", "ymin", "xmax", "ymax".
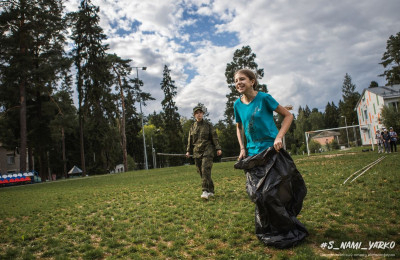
[
  {"xmin": 7, "ymin": 154, "xmax": 15, "ymax": 165},
  {"xmin": 364, "ymin": 110, "xmax": 368, "ymax": 120},
  {"xmin": 388, "ymin": 101, "xmax": 399, "ymax": 111}
]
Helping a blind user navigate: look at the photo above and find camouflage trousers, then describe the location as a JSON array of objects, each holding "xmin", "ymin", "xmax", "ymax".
[{"xmin": 194, "ymin": 157, "xmax": 214, "ymax": 193}]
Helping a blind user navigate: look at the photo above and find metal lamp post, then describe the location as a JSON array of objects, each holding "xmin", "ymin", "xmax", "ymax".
[
  {"xmin": 134, "ymin": 66, "xmax": 148, "ymax": 170},
  {"xmin": 341, "ymin": 116, "xmax": 350, "ymax": 148}
]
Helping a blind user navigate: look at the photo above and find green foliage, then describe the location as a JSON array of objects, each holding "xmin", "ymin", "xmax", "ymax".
[
  {"xmin": 331, "ymin": 139, "xmax": 340, "ymax": 150},
  {"xmin": 0, "ymin": 0, "xmax": 70, "ymax": 174},
  {"xmin": 380, "ymin": 32, "xmax": 400, "ymax": 85},
  {"xmin": 309, "ymin": 108, "xmax": 325, "ymax": 131},
  {"xmin": 369, "ymin": 81, "xmax": 379, "ymax": 88},
  {"xmin": 214, "ymin": 120, "xmax": 240, "ymax": 157},
  {"xmin": 181, "ymin": 116, "xmax": 195, "ymax": 151},
  {"xmin": 381, "ymin": 105, "xmax": 400, "ymax": 131},
  {"xmin": 275, "ymin": 112, "xmax": 296, "ymax": 150},
  {"xmin": 160, "ymin": 65, "xmax": 184, "ymax": 166},
  {"xmin": 338, "ymin": 73, "xmax": 361, "ymax": 146},
  {"xmin": 294, "ymin": 108, "xmax": 309, "ymax": 145},
  {"xmin": 308, "ymin": 140, "xmax": 321, "ymax": 153},
  {"xmin": 290, "ymin": 143, "xmax": 298, "ymax": 155},
  {"xmin": 48, "ymin": 86, "xmax": 79, "ymax": 177},
  {"xmin": 126, "ymin": 154, "xmax": 136, "ymax": 171},
  {"xmin": 224, "ymin": 46, "xmax": 267, "ymax": 124},
  {"xmin": 69, "ymin": 0, "xmax": 111, "ymax": 175},
  {"xmin": 339, "ymin": 73, "xmax": 360, "ymax": 126},
  {"xmin": 299, "ymin": 143, "xmax": 307, "ymax": 154},
  {"xmin": 324, "ymin": 102, "xmax": 339, "ymax": 129}
]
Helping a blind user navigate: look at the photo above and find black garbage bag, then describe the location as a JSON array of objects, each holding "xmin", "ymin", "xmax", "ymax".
[{"xmin": 234, "ymin": 147, "xmax": 308, "ymax": 249}]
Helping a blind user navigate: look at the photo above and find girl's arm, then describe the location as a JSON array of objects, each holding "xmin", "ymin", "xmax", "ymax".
[
  {"xmin": 274, "ymin": 105, "xmax": 294, "ymax": 151},
  {"xmin": 236, "ymin": 123, "xmax": 246, "ymax": 159}
]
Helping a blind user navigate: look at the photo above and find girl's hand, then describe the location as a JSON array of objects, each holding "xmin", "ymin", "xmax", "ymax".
[
  {"xmin": 274, "ymin": 137, "xmax": 283, "ymax": 151},
  {"xmin": 238, "ymin": 148, "xmax": 246, "ymax": 160}
]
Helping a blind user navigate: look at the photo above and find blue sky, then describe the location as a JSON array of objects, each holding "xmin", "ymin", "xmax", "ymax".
[{"xmin": 65, "ymin": 0, "xmax": 400, "ymax": 123}]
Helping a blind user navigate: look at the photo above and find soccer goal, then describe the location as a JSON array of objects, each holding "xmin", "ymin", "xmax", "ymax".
[{"xmin": 304, "ymin": 125, "xmax": 371, "ymax": 155}]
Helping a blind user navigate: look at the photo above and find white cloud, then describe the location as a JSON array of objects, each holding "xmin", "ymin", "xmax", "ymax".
[{"xmin": 64, "ymin": 0, "xmax": 400, "ymax": 122}]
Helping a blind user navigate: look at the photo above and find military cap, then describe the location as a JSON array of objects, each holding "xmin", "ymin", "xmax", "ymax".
[{"xmin": 193, "ymin": 106, "xmax": 204, "ymax": 114}]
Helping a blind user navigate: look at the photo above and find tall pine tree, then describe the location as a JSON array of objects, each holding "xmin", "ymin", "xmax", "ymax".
[
  {"xmin": 339, "ymin": 73, "xmax": 360, "ymax": 126},
  {"xmin": 69, "ymin": 0, "xmax": 116, "ymax": 175},
  {"xmin": 324, "ymin": 101, "xmax": 339, "ymax": 128},
  {"xmin": 0, "ymin": 0, "xmax": 67, "ymax": 176},
  {"xmin": 338, "ymin": 73, "xmax": 361, "ymax": 146},
  {"xmin": 108, "ymin": 54, "xmax": 131, "ymax": 172},
  {"xmin": 160, "ymin": 65, "xmax": 183, "ymax": 166}
]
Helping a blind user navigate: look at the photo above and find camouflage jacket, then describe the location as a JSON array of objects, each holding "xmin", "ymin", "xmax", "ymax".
[{"xmin": 187, "ymin": 120, "xmax": 221, "ymax": 158}]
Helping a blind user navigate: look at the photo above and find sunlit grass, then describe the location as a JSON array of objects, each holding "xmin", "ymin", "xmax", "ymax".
[{"xmin": 0, "ymin": 147, "xmax": 399, "ymax": 259}]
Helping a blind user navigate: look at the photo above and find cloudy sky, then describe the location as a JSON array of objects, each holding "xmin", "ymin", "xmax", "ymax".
[{"xmin": 65, "ymin": 0, "xmax": 400, "ymax": 122}]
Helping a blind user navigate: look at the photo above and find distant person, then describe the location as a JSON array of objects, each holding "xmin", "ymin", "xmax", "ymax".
[
  {"xmin": 382, "ymin": 129, "xmax": 391, "ymax": 153},
  {"xmin": 186, "ymin": 105, "xmax": 222, "ymax": 200},
  {"xmin": 233, "ymin": 69, "xmax": 308, "ymax": 248},
  {"xmin": 389, "ymin": 127, "xmax": 397, "ymax": 152},
  {"xmin": 375, "ymin": 130, "xmax": 383, "ymax": 153}
]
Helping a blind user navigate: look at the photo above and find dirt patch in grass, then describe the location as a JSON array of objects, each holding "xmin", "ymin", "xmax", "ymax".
[
  {"xmin": 296, "ymin": 152, "xmax": 358, "ymax": 161},
  {"xmin": 320, "ymin": 152, "xmax": 357, "ymax": 158}
]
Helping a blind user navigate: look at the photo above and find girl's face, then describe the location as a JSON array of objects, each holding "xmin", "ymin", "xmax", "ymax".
[{"xmin": 234, "ymin": 73, "xmax": 255, "ymax": 94}]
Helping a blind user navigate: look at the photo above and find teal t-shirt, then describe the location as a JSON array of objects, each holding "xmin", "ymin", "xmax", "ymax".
[{"xmin": 234, "ymin": 92, "xmax": 279, "ymax": 156}]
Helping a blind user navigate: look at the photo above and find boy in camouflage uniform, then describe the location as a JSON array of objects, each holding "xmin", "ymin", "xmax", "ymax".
[{"xmin": 186, "ymin": 106, "xmax": 222, "ymax": 200}]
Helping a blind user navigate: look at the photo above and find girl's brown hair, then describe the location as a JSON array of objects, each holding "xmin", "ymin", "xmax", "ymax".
[{"xmin": 234, "ymin": 68, "xmax": 258, "ymax": 89}]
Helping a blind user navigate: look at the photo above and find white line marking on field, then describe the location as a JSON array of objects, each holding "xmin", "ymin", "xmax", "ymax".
[{"xmin": 343, "ymin": 156, "xmax": 386, "ymax": 185}]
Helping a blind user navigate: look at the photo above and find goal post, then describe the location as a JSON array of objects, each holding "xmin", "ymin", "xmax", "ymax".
[{"xmin": 304, "ymin": 125, "xmax": 371, "ymax": 156}]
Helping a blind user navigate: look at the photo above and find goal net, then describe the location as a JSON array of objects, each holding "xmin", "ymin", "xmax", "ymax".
[{"xmin": 305, "ymin": 125, "xmax": 363, "ymax": 155}]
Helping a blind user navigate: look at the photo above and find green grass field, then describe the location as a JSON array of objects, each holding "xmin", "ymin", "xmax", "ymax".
[{"xmin": 0, "ymin": 148, "xmax": 399, "ymax": 259}]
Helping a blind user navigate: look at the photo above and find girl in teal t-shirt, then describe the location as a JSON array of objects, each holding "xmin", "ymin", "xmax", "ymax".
[
  {"xmin": 234, "ymin": 91, "xmax": 279, "ymax": 156},
  {"xmin": 233, "ymin": 69, "xmax": 293, "ymax": 159}
]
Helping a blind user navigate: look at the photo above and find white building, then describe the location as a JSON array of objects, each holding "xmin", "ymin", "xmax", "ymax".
[{"xmin": 355, "ymin": 85, "xmax": 400, "ymax": 145}]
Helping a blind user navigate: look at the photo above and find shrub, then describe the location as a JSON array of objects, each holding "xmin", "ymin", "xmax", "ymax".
[
  {"xmin": 127, "ymin": 155, "xmax": 136, "ymax": 171},
  {"xmin": 290, "ymin": 144, "xmax": 297, "ymax": 155},
  {"xmin": 299, "ymin": 144, "xmax": 307, "ymax": 154},
  {"xmin": 309, "ymin": 140, "xmax": 322, "ymax": 153},
  {"xmin": 331, "ymin": 139, "xmax": 340, "ymax": 150}
]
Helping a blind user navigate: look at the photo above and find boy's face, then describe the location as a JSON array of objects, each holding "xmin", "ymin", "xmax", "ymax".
[{"xmin": 194, "ymin": 110, "xmax": 204, "ymax": 121}]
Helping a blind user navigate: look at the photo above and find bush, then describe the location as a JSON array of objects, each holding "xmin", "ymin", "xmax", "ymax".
[
  {"xmin": 382, "ymin": 105, "xmax": 400, "ymax": 131},
  {"xmin": 325, "ymin": 142, "xmax": 331, "ymax": 151},
  {"xmin": 127, "ymin": 155, "xmax": 136, "ymax": 171},
  {"xmin": 308, "ymin": 140, "xmax": 322, "ymax": 154},
  {"xmin": 299, "ymin": 144, "xmax": 307, "ymax": 154},
  {"xmin": 290, "ymin": 144, "xmax": 297, "ymax": 155},
  {"xmin": 331, "ymin": 139, "xmax": 340, "ymax": 150}
]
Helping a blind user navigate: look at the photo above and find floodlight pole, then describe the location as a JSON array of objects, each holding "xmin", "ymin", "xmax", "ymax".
[
  {"xmin": 134, "ymin": 66, "xmax": 149, "ymax": 170},
  {"xmin": 341, "ymin": 116, "xmax": 350, "ymax": 148}
]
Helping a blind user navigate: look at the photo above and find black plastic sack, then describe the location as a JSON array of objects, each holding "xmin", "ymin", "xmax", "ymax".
[{"xmin": 234, "ymin": 147, "xmax": 308, "ymax": 249}]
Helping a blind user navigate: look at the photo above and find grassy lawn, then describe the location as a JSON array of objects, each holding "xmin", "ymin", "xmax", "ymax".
[{"xmin": 0, "ymin": 148, "xmax": 399, "ymax": 259}]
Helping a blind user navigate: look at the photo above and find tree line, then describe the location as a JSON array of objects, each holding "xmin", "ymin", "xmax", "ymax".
[{"xmin": 1, "ymin": 1, "xmax": 399, "ymax": 179}]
